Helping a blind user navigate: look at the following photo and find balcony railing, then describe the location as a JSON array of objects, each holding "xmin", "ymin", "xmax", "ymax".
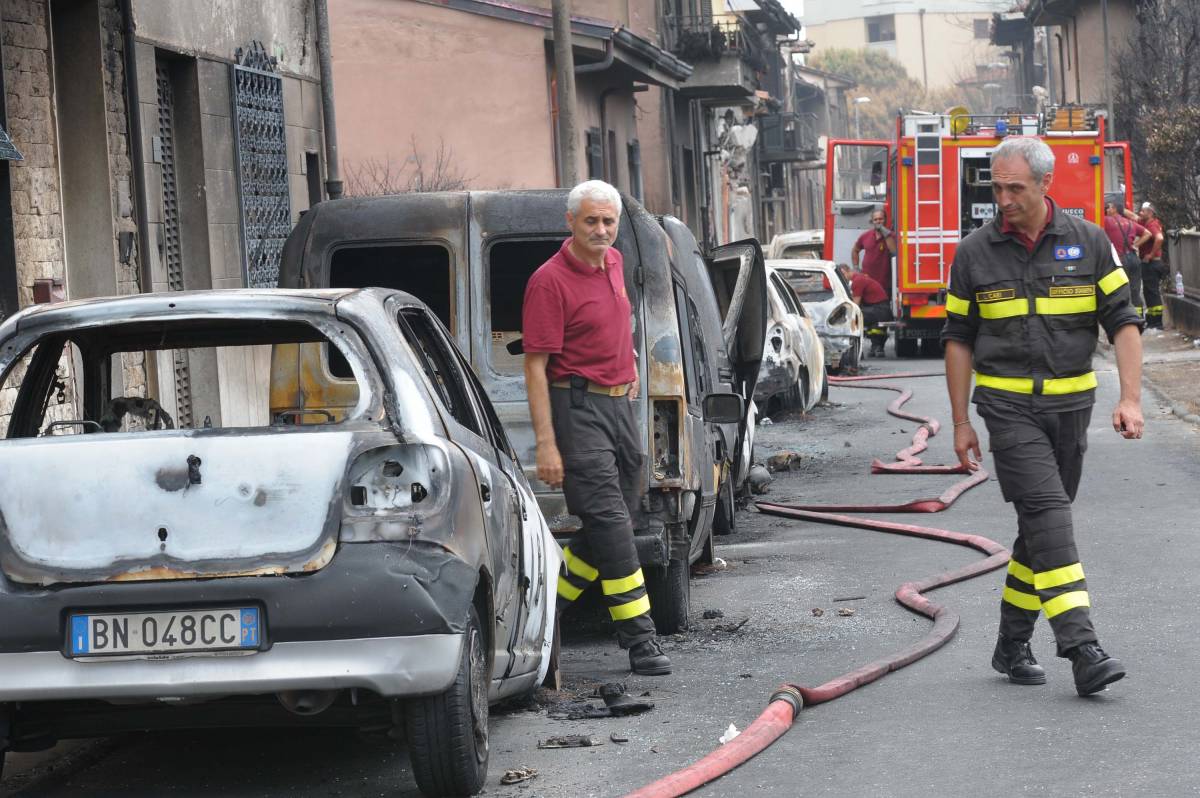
[
  {"xmin": 667, "ymin": 16, "xmax": 767, "ymax": 73},
  {"xmin": 759, "ymin": 112, "xmax": 821, "ymax": 162}
]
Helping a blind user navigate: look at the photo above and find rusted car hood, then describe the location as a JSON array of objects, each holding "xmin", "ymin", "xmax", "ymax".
[{"xmin": 0, "ymin": 430, "xmax": 350, "ymax": 586}]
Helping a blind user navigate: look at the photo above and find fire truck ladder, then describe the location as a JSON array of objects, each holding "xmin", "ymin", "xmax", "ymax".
[{"xmin": 913, "ymin": 120, "xmax": 947, "ymax": 285}]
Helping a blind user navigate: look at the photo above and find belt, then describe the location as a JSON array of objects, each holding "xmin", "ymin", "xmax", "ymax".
[{"xmin": 551, "ymin": 379, "xmax": 631, "ymax": 397}]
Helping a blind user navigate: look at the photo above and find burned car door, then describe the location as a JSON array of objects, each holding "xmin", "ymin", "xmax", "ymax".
[
  {"xmin": 703, "ymin": 239, "xmax": 768, "ymax": 488},
  {"xmin": 392, "ymin": 301, "xmax": 524, "ymax": 684}
]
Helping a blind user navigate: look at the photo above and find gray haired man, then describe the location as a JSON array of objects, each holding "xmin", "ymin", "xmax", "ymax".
[{"xmin": 941, "ymin": 136, "xmax": 1144, "ymax": 696}]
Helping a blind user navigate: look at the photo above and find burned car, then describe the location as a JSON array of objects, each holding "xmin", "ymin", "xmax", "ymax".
[
  {"xmin": 755, "ymin": 265, "xmax": 828, "ymax": 415},
  {"xmin": 0, "ymin": 289, "xmax": 559, "ymax": 797},
  {"xmin": 278, "ymin": 191, "xmax": 766, "ymax": 632},
  {"xmin": 771, "ymin": 259, "xmax": 864, "ymax": 373},
  {"xmin": 767, "ymin": 229, "xmax": 825, "ymax": 261}
]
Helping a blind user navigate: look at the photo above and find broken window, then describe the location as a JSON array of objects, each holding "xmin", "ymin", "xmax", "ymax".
[
  {"xmin": 329, "ymin": 244, "xmax": 453, "ymax": 329},
  {"xmin": 778, "ymin": 270, "xmax": 835, "ymax": 303},
  {"xmin": 0, "ymin": 319, "xmax": 372, "ymax": 439},
  {"xmin": 398, "ymin": 307, "xmax": 484, "ymax": 438},
  {"xmin": 487, "ymin": 239, "xmax": 563, "ymax": 376},
  {"xmin": 866, "ymin": 15, "xmax": 895, "ymax": 43}
]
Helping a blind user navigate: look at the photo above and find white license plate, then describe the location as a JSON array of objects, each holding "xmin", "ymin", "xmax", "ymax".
[{"xmin": 69, "ymin": 607, "xmax": 261, "ymax": 657}]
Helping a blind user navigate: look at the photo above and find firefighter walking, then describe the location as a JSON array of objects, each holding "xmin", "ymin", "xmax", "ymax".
[
  {"xmin": 942, "ymin": 137, "xmax": 1144, "ymax": 696},
  {"xmin": 522, "ymin": 180, "xmax": 671, "ymax": 677}
]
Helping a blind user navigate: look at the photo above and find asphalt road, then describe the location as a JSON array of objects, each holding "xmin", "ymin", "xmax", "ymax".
[{"xmin": 6, "ymin": 349, "xmax": 1199, "ymax": 797}]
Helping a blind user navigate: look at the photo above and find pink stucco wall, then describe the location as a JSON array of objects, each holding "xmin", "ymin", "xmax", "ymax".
[{"xmin": 331, "ymin": 0, "xmax": 557, "ymax": 192}]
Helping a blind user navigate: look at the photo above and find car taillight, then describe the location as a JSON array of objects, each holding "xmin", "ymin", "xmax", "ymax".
[
  {"xmin": 651, "ymin": 399, "xmax": 681, "ymax": 480},
  {"xmin": 827, "ymin": 305, "xmax": 847, "ymax": 326},
  {"xmin": 344, "ymin": 444, "xmax": 450, "ymax": 514}
]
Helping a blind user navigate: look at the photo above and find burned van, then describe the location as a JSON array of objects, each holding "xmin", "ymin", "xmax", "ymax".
[{"xmin": 278, "ymin": 191, "xmax": 766, "ymax": 632}]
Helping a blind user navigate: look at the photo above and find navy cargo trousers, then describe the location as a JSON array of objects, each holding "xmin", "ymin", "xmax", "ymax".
[
  {"xmin": 979, "ymin": 401, "xmax": 1098, "ymax": 657},
  {"xmin": 551, "ymin": 384, "xmax": 656, "ymax": 648}
]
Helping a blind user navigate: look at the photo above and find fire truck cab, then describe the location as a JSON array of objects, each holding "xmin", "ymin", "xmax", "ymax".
[{"xmin": 823, "ymin": 107, "xmax": 1133, "ymax": 356}]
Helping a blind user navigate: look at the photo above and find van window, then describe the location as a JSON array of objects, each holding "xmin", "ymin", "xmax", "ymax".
[
  {"xmin": 487, "ymin": 239, "xmax": 563, "ymax": 376},
  {"xmin": 330, "ymin": 244, "xmax": 453, "ymax": 329}
]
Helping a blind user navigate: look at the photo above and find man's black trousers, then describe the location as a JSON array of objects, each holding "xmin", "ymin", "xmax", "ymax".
[
  {"xmin": 978, "ymin": 401, "xmax": 1098, "ymax": 657},
  {"xmin": 551, "ymin": 385, "xmax": 656, "ymax": 648}
]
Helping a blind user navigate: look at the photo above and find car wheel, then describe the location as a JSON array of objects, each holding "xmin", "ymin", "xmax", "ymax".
[
  {"xmin": 405, "ymin": 604, "xmax": 489, "ymax": 797},
  {"xmin": 895, "ymin": 338, "xmax": 919, "ymax": 358},
  {"xmin": 713, "ymin": 474, "xmax": 737, "ymax": 536},
  {"xmin": 647, "ymin": 557, "xmax": 690, "ymax": 634}
]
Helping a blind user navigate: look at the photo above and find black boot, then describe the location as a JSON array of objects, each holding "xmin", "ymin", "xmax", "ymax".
[
  {"xmin": 629, "ymin": 638, "xmax": 672, "ymax": 676},
  {"xmin": 1069, "ymin": 642, "xmax": 1125, "ymax": 696},
  {"xmin": 991, "ymin": 634, "xmax": 1046, "ymax": 685}
]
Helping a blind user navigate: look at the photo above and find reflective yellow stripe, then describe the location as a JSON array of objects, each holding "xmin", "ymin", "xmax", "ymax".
[
  {"xmin": 978, "ymin": 298, "xmax": 1029, "ymax": 319},
  {"xmin": 1002, "ymin": 586, "xmax": 1042, "ymax": 611},
  {"xmin": 1035, "ymin": 295, "xmax": 1097, "ymax": 315},
  {"xmin": 1007, "ymin": 559, "xmax": 1034, "ymax": 586},
  {"xmin": 1043, "ymin": 590, "xmax": 1091, "ymax": 618},
  {"xmin": 602, "ymin": 568, "xmax": 645, "ymax": 596},
  {"xmin": 946, "ymin": 294, "xmax": 971, "ymax": 316},
  {"xmin": 975, "ymin": 371, "xmax": 1096, "ymax": 395},
  {"xmin": 1034, "ymin": 563, "xmax": 1085, "ymax": 591},
  {"xmin": 1043, "ymin": 372, "xmax": 1097, "ymax": 395},
  {"xmin": 609, "ymin": 594, "xmax": 652, "ymax": 621},
  {"xmin": 1147, "ymin": 305, "xmax": 1164, "ymax": 313},
  {"xmin": 563, "ymin": 547, "xmax": 598, "ymax": 582},
  {"xmin": 1098, "ymin": 267, "xmax": 1129, "ymax": 295},
  {"xmin": 557, "ymin": 575, "xmax": 583, "ymax": 601},
  {"xmin": 975, "ymin": 373, "xmax": 1034, "ymax": 394}
]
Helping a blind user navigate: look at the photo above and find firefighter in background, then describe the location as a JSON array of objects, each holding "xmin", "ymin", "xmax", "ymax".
[
  {"xmin": 1103, "ymin": 200, "xmax": 1151, "ymax": 317},
  {"xmin": 943, "ymin": 136, "xmax": 1143, "ymax": 697},
  {"xmin": 851, "ymin": 210, "xmax": 896, "ymax": 356},
  {"xmin": 523, "ymin": 180, "xmax": 672, "ymax": 677},
  {"xmin": 1123, "ymin": 202, "xmax": 1166, "ymax": 328},
  {"xmin": 837, "ymin": 262, "xmax": 893, "ymax": 357}
]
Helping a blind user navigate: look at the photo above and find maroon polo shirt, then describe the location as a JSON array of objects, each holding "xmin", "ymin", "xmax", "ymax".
[
  {"xmin": 1103, "ymin": 214, "xmax": 1146, "ymax": 255},
  {"xmin": 849, "ymin": 271, "xmax": 888, "ymax": 305},
  {"xmin": 521, "ymin": 238, "xmax": 636, "ymax": 386},
  {"xmin": 1138, "ymin": 217, "xmax": 1163, "ymax": 260},
  {"xmin": 999, "ymin": 197, "xmax": 1055, "ymax": 253},
  {"xmin": 855, "ymin": 229, "xmax": 894, "ymax": 291}
]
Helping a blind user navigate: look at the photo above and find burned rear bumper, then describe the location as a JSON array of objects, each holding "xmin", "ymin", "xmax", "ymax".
[{"xmin": 0, "ymin": 542, "xmax": 476, "ymax": 701}]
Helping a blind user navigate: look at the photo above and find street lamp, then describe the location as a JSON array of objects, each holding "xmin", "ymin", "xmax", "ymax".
[{"xmin": 853, "ymin": 96, "xmax": 871, "ymax": 139}]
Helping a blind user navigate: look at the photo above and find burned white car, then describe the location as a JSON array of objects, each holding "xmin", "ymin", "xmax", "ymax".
[
  {"xmin": 771, "ymin": 259, "xmax": 865, "ymax": 373},
  {"xmin": 0, "ymin": 288, "xmax": 559, "ymax": 797}
]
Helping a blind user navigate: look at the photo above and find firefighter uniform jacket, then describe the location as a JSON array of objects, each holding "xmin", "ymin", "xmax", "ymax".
[{"xmin": 941, "ymin": 201, "xmax": 1142, "ymax": 412}]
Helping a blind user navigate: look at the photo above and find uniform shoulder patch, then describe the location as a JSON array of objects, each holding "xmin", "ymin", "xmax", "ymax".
[{"xmin": 975, "ymin": 288, "xmax": 1016, "ymax": 303}]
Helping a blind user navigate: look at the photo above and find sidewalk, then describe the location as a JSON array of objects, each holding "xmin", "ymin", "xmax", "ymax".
[{"xmin": 1100, "ymin": 326, "xmax": 1200, "ymax": 423}]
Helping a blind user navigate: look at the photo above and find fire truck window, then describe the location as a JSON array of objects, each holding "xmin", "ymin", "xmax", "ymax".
[{"xmin": 833, "ymin": 145, "xmax": 889, "ymax": 202}]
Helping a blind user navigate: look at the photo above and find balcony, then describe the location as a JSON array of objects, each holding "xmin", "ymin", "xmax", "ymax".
[
  {"xmin": 668, "ymin": 16, "xmax": 766, "ymax": 99},
  {"xmin": 758, "ymin": 113, "xmax": 821, "ymax": 163}
]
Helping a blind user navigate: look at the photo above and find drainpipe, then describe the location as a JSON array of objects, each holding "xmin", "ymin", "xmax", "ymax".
[
  {"xmin": 581, "ymin": 38, "xmax": 618, "ymax": 183},
  {"xmin": 314, "ymin": 0, "xmax": 343, "ymax": 199},
  {"xmin": 119, "ymin": 0, "xmax": 152, "ymax": 295},
  {"xmin": 918, "ymin": 9, "xmax": 928, "ymax": 91},
  {"xmin": 552, "ymin": 0, "xmax": 580, "ymax": 186}
]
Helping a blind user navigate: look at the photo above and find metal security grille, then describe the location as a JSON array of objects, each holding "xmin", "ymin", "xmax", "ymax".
[
  {"xmin": 232, "ymin": 42, "xmax": 291, "ymax": 289},
  {"xmin": 156, "ymin": 60, "xmax": 193, "ymax": 428}
]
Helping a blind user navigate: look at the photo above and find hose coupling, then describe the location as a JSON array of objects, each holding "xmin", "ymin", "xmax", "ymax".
[{"xmin": 769, "ymin": 684, "xmax": 805, "ymax": 718}]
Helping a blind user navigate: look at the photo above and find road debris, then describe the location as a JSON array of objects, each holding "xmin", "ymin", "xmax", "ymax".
[
  {"xmin": 837, "ymin": 607, "xmax": 856, "ymax": 617},
  {"xmin": 599, "ymin": 682, "xmax": 655, "ymax": 716},
  {"xmin": 766, "ymin": 451, "xmax": 804, "ymax": 472},
  {"xmin": 719, "ymin": 723, "xmax": 741, "ymax": 744},
  {"xmin": 760, "ymin": 417, "xmax": 773, "ymax": 425},
  {"xmin": 610, "ymin": 732, "xmax": 629, "ymax": 744},
  {"xmin": 501, "ymin": 767, "xmax": 538, "ymax": 785},
  {"xmin": 811, "ymin": 607, "xmax": 824, "ymax": 617},
  {"xmin": 538, "ymin": 735, "xmax": 603, "ymax": 749},
  {"xmin": 747, "ymin": 464, "xmax": 773, "ymax": 494},
  {"xmin": 713, "ymin": 617, "xmax": 749, "ymax": 633},
  {"xmin": 833, "ymin": 595, "xmax": 866, "ymax": 602},
  {"xmin": 702, "ymin": 609, "xmax": 725, "ymax": 619}
]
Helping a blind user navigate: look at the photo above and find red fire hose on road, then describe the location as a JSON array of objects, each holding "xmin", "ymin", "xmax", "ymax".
[{"xmin": 622, "ymin": 372, "xmax": 1009, "ymax": 798}]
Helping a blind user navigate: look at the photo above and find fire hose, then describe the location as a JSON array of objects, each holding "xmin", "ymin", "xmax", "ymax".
[{"xmin": 622, "ymin": 371, "xmax": 1010, "ymax": 798}]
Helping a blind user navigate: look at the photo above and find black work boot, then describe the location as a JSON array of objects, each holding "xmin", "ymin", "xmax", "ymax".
[
  {"xmin": 629, "ymin": 638, "xmax": 672, "ymax": 676},
  {"xmin": 1069, "ymin": 642, "xmax": 1126, "ymax": 696},
  {"xmin": 991, "ymin": 634, "xmax": 1046, "ymax": 685}
]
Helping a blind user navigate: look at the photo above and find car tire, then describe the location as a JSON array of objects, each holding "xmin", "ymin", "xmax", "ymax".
[
  {"xmin": 895, "ymin": 337, "xmax": 919, "ymax": 358},
  {"xmin": 405, "ymin": 605, "xmax": 489, "ymax": 797},
  {"xmin": 713, "ymin": 474, "xmax": 737, "ymax": 536},
  {"xmin": 647, "ymin": 557, "xmax": 690, "ymax": 634}
]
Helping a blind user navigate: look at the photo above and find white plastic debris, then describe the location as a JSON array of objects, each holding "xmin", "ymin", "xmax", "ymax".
[
  {"xmin": 760, "ymin": 417, "xmax": 773, "ymax": 426},
  {"xmin": 719, "ymin": 723, "xmax": 741, "ymax": 744},
  {"xmin": 712, "ymin": 557, "xmax": 727, "ymax": 570}
]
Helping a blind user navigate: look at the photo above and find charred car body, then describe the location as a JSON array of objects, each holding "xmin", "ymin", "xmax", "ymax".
[
  {"xmin": 756, "ymin": 265, "xmax": 828, "ymax": 414},
  {"xmin": 278, "ymin": 191, "xmax": 766, "ymax": 632},
  {"xmin": 771, "ymin": 259, "xmax": 864, "ymax": 373},
  {"xmin": 0, "ymin": 289, "xmax": 559, "ymax": 796}
]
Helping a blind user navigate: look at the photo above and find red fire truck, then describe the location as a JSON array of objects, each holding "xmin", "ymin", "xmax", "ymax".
[{"xmin": 823, "ymin": 107, "xmax": 1134, "ymax": 356}]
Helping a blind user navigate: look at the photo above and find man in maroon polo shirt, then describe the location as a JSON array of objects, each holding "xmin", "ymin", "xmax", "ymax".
[
  {"xmin": 837, "ymin": 263, "xmax": 893, "ymax": 357},
  {"xmin": 851, "ymin": 209, "xmax": 897, "ymax": 293},
  {"xmin": 1124, "ymin": 202, "xmax": 1166, "ymax": 328},
  {"xmin": 522, "ymin": 180, "xmax": 671, "ymax": 676},
  {"xmin": 1104, "ymin": 201, "xmax": 1151, "ymax": 317}
]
